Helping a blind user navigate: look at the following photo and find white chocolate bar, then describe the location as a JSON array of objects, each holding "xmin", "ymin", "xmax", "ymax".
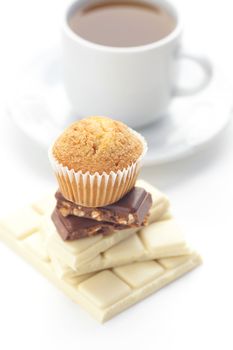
[
  {"xmin": 49, "ymin": 218, "xmax": 191, "ymax": 278},
  {"xmin": 47, "ymin": 225, "xmax": 138, "ymax": 268},
  {"xmin": 0, "ymin": 219, "xmax": 201, "ymax": 322}
]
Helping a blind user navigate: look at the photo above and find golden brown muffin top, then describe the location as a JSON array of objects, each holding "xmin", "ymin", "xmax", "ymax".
[{"xmin": 52, "ymin": 116, "xmax": 144, "ymax": 174}]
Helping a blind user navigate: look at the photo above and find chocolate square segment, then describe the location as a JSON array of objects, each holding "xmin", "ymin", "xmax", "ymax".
[
  {"xmin": 51, "ymin": 209, "xmax": 126, "ymax": 241},
  {"xmin": 56, "ymin": 187, "xmax": 152, "ymax": 227}
]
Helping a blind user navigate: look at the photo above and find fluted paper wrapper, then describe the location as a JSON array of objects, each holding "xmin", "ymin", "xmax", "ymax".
[{"xmin": 48, "ymin": 130, "xmax": 147, "ymax": 207}]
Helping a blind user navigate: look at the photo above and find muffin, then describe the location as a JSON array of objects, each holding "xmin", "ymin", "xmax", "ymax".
[{"xmin": 49, "ymin": 116, "xmax": 147, "ymax": 207}]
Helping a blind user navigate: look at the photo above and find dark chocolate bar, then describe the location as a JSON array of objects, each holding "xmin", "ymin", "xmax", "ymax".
[
  {"xmin": 56, "ymin": 187, "xmax": 152, "ymax": 227},
  {"xmin": 51, "ymin": 208, "xmax": 127, "ymax": 241}
]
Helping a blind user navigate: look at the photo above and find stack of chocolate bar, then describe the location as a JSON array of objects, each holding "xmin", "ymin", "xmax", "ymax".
[
  {"xmin": 52, "ymin": 186, "xmax": 153, "ymax": 241},
  {"xmin": 0, "ymin": 179, "xmax": 201, "ymax": 322},
  {"xmin": 47, "ymin": 179, "xmax": 193, "ymax": 278}
]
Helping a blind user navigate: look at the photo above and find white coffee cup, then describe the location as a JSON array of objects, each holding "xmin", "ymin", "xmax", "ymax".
[{"xmin": 62, "ymin": 0, "xmax": 212, "ymax": 128}]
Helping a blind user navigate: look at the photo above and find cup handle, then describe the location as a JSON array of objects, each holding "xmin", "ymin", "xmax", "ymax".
[{"xmin": 173, "ymin": 52, "xmax": 213, "ymax": 97}]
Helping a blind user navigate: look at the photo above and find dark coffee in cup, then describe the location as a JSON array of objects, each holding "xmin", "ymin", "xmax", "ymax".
[{"xmin": 68, "ymin": 1, "xmax": 176, "ymax": 47}]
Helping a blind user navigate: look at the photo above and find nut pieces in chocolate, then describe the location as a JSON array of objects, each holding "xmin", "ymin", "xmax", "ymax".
[
  {"xmin": 52, "ymin": 187, "xmax": 152, "ymax": 240},
  {"xmin": 56, "ymin": 187, "xmax": 152, "ymax": 226}
]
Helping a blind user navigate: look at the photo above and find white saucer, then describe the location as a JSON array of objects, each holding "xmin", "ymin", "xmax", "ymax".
[{"xmin": 8, "ymin": 48, "xmax": 233, "ymax": 166}]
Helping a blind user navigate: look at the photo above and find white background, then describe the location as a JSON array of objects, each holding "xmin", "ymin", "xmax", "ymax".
[{"xmin": 0, "ymin": 0, "xmax": 232, "ymax": 349}]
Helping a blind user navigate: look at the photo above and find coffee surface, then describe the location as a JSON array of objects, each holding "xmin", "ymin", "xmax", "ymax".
[{"xmin": 68, "ymin": 1, "xmax": 176, "ymax": 47}]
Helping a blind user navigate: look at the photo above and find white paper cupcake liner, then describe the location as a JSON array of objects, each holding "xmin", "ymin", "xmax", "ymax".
[{"xmin": 48, "ymin": 128, "xmax": 147, "ymax": 207}]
